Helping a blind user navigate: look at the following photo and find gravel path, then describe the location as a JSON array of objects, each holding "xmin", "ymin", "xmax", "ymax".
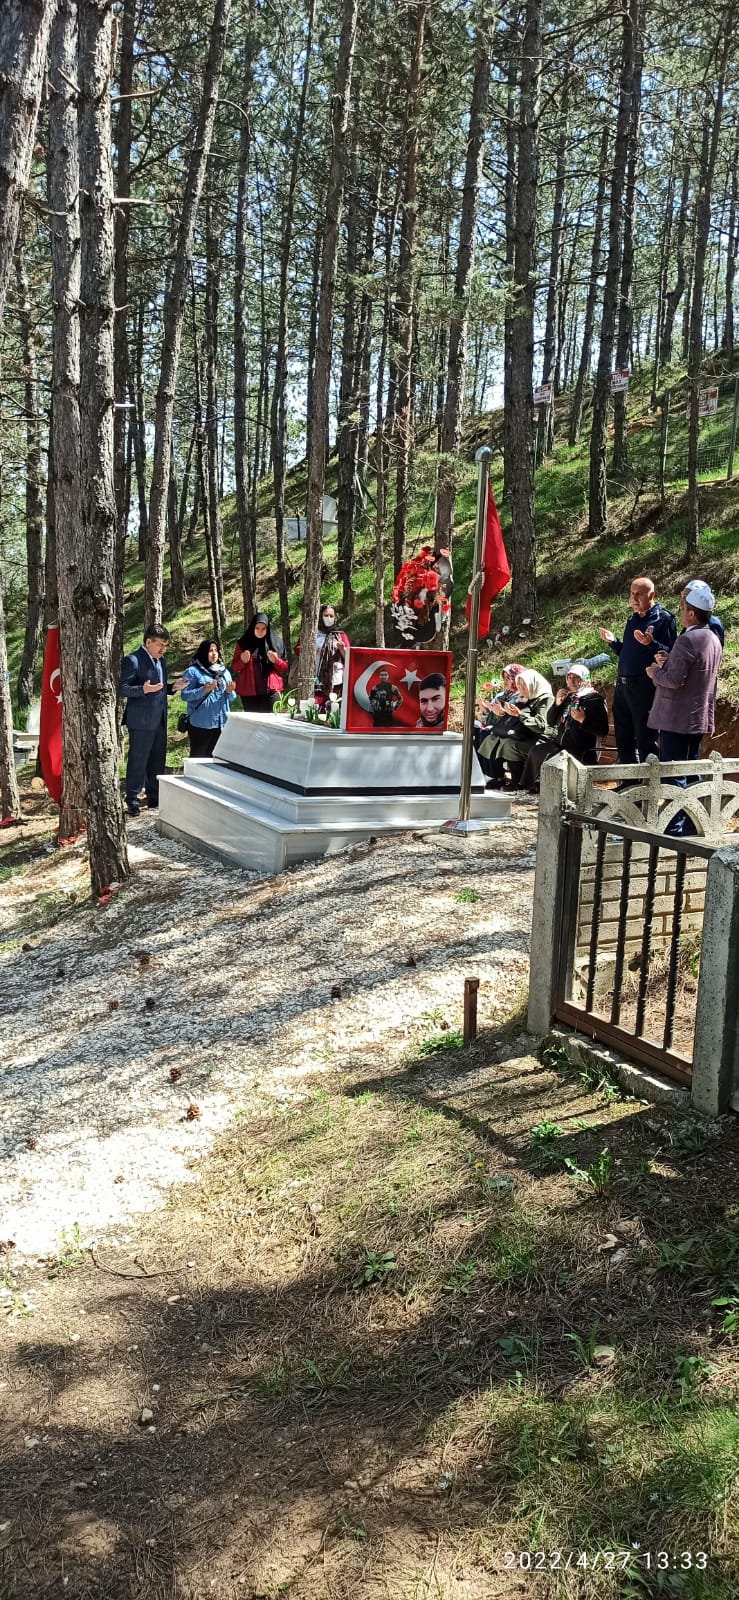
[{"xmin": 0, "ymin": 812, "xmax": 537, "ymax": 1258}]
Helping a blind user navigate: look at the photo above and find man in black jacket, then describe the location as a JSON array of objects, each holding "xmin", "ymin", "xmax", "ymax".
[
  {"xmin": 118, "ymin": 624, "xmax": 175, "ymax": 817},
  {"xmin": 599, "ymin": 576, "xmax": 676, "ymax": 763}
]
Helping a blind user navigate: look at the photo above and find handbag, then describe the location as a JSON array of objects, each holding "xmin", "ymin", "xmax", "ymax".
[{"xmin": 177, "ymin": 712, "xmax": 189, "ymax": 734}]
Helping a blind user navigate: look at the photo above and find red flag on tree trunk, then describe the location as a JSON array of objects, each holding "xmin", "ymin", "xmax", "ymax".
[
  {"xmin": 465, "ymin": 484, "xmax": 510, "ymax": 637},
  {"xmin": 39, "ymin": 626, "xmax": 62, "ymax": 806}
]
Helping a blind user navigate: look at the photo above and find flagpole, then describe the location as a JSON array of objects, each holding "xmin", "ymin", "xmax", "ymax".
[{"xmin": 455, "ymin": 444, "xmax": 491, "ymax": 828}]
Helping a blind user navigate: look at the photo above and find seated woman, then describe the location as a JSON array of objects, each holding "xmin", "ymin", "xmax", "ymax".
[
  {"xmin": 474, "ymin": 663, "xmax": 524, "ymax": 777},
  {"xmin": 180, "ymin": 639, "xmax": 235, "ymax": 758},
  {"xmin": 231, "ymin": 613, "xmax": 287, "ymax": 712},
  {"xmin": 520, "ymin": 663, "xmax": 609, "ymax": 791},
  {"xmin": 478, "ymin": 669, "xmax": 553, "ymax": 790}
]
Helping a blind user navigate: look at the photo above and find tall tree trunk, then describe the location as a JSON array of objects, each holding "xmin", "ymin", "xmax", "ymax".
[
  {"xmin": 502, "ymin": 31, "xmax": 518, "ymax": 498},
  {"xmin": 660, "ymin": 157, "xmax": 690, "ymax": 367},
  {"xmin": 77, "ymin": 0, "xmax": 129, "ymax": 894},
  {"xmin": 612, "ymin": 27, "xmax": 643, "ymax": 474},
  {"xmin": 556, "ymin": 200, "xmax": 580, "ymax": 394},
  {"xmin": 687, "ymin": 16, "xmax": 734, "ymax": 557},
  {"xmin": 45, "ymin": 405, "xmax": 58, "ymax": 627},
  {"xmin": 297, "ymin": 0, "xmax": 359, "ymax": 699},
  {"xmin": 204, "ymin": 208, "xmax": 226, "ymax": 639},
  {"xmin": 568, "ymin": 124, "xmax": 609, "ymax": 444},
  {"xmin": 15, "ymin": 234, "xmax": 45, "ymax": 715},
  {"xmin": 588, "ymin": 0, "xmax": 638, "ymax": 538},
  {"xmin": 233, "ymin": 0, "xmax": 258, "ymax": 626},
  {"xmin": 354, "ymin": 112, "xmax": 387, "ymax": 517},
  {"xmin": 724, "ymin": 142, "xmax": 738, "ymax": 360},
  {"xmin": 651, "ymin": 125, "xmax": 677, "ymax": 406},
  {"xmin": 177, "ymin": 417, "xmax": 197, "ymax": 547},
  {"xmin": 0, "ymin": 0, "xmax": 56, "ymax": 820},
  {"xmin": 536, "ymin": 84, "xmax": 568, "ymax": 465},
  {"xmin": 0, "ymin": 0, "xmax": 56, "ymax": 326},
  {"xmin": 0, "ymin": 546, "xmax": 21, "ymax": 820},
  {"xmin": 508, "ymin": 0, "xmax": 543, "ymax": 626},
  {"xmin": 270, "ymin": 0, "xmax": 315, "ymax": 654},
  {"xmin": 305, "ymin": 211, "xmax": 322, "ymax": 473},
  {"xmin": 433, "ymin": 23, "xmax": 490, "ymax": 565},
  {"xmin": 168, "ymin": 442, "xmax": 187, "ymax": 606},
  {"xmin": 391, "ymin": 1, "xmax": 426, "ymax": 577},
  {"xmin": 336, "ymin": 132, "xmax": 360, "ymax": 607},
  {"xmin": 132, "ymin": 293, "xmax": 148, "ymax": 560},
  {"xmin": 113, "ymin": 0, "xmax": 135, "ymax": 537},
  {"xmin": 49, "ymin": 0, "xmax": 87, "ymax": 841},
  {"xmin": 144, "ymin": 0, "xmax": 231, "ymax": 624}
]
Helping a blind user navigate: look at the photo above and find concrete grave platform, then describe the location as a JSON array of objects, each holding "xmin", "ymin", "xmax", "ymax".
[{"xmin": 158, "ymin": 712, "xmax": 510, "ymax": 873}]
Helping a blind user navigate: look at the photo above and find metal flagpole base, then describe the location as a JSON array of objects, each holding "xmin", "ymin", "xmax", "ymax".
[{"xmin": 440, "ymin": 818, "xmax": 495, "ymax": 834}]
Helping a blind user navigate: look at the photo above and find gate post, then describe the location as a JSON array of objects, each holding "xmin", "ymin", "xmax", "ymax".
[
  {"xmin": 527, "ymin": 753, "xmax": 572, "ymax": 1035},
  {"xmin": 692, "ymin": 843, "xmax": 739, "ymax": 1116}
]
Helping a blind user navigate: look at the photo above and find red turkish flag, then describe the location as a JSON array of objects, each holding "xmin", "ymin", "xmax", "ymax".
[
  {"xmin": 466, "ymin": 484, "xmax": 510, "ymax": 637},
  {"xmin": 39, "ymin": 626, "xmax": 62, "ymax": 806}
]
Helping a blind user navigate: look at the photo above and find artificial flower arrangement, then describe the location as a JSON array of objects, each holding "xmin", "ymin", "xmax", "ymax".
[{"xmin": 272, "ymin": 690, "xmax": 340, "ymax": 728}]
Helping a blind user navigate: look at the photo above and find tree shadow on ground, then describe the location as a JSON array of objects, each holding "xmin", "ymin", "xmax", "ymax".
[{"xmin": 3, "ymin": 1041, "xmax": 739, "ymax": 1600}]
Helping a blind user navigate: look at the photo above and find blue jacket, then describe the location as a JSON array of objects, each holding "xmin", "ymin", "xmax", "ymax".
[
  {"xmin": 609, "ymin": 603, "xmax": 677, "ymax": 675},
  {"xmin": 119, "ymin": 645, "xmax": 170, "ymax": 731},
  {"xmin": 180, "ymin": 663, "xmax": 235, "ymax": 729}
]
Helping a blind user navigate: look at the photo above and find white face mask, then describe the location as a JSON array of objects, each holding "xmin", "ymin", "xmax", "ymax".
[{"xmin": 321, "ymin": 615, "xmax": 335, "ymax": 629}]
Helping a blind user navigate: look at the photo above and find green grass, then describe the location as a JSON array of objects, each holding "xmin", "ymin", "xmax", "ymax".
[{"xmin": 6, "ymin": 355, "xmax": 739, "ymax": 735}]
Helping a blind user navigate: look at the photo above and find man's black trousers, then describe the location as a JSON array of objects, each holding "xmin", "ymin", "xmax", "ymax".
[
  {"xmin": 612, "ymin": 676, "xmax": 658, "ymax": 764},
  {"xmin": 125, "ymin": 720, "xmax": 167, "ymax": 807}
]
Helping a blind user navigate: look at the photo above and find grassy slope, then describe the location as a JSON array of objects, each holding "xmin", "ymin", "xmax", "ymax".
[{"xmin": 6, "ymin": 365, "xmax": 739, "ymax": 745}]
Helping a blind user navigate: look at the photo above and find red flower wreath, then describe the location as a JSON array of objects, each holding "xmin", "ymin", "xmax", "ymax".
[{"xmin": 391, "ymin": 547, "xmax": 451, "ymax": 615}]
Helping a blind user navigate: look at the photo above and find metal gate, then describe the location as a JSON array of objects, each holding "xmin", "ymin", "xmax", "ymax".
[{"xmin": 553, "ymin": 813, "xmax": 714, "ymax": 1086}]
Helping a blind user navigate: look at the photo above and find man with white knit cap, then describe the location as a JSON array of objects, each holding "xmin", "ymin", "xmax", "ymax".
[{"xmin": 645, "ymin": 579, "xmax": 722, "ymax": 834}]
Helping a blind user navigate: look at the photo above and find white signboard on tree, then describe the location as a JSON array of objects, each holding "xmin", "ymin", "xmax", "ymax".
[
  {"xmin": 610, "ymin": 369, "xmax": 629, "ymax": 393},
  {"xmin": 698, "ymin": 387, "xmax": 719, "ymax": 418},
  {"xmin": 533, "ymin": 382, "xmax": 552, "ymax": 406}
]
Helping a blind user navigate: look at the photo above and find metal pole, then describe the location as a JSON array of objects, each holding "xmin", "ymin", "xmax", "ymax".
[
  {"xmin": 457, "ymin": 445, "xmax": 491, "ymax": 824},
  {"xmin": 727, "ymin": 374, "xmax": 739, "ymax": 481}
]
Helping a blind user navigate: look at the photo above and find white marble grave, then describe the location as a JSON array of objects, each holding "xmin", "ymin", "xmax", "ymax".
[{"xmin": 158, "ymin": 712, "xmax": 509, "ymax": 873}]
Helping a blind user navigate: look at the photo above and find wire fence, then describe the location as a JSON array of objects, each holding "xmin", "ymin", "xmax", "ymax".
[{"xmin": 659, "ymin": 372, "xmax": 739, "ymax": 493}]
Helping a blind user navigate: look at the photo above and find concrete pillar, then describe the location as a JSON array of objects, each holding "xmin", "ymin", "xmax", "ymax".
[
  {"xmin": 692, "ymin": 842, "xmax": 739, "ymax": 1116},
  {"xmin": 527, "ymin": 752, "xmax": 571, "ymax": 1036}
]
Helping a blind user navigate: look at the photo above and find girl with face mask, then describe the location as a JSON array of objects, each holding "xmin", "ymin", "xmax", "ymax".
[
  {"xmin": 314, "ymin": 604, "xmax": 350, "ymax": 706},
  {"xmin": 180, "ymin": 639, "xmax": 235, "ymax": 758},
  {"xmin": 230, "ymin": 613, "xmax": 287, "ymax": 713}
]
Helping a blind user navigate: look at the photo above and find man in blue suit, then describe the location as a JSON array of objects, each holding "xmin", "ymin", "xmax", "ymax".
[{"xmin": 118, "ymin": 624, "xmax": 173, "ymax": 817}]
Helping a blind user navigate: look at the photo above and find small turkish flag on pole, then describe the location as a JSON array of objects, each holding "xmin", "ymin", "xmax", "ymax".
[
  {"xmin": 39, "ymin": 626, "xmax": 62, "ymax": 806},
  {"xmin": 465, "ymin": 483, "xmax": 510, "ymax": 638}
]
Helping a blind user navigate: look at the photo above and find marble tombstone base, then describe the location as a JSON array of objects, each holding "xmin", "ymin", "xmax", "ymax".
[{"xmin": 158, "ymin": 712, "xmax": 510, "ymax": 874}]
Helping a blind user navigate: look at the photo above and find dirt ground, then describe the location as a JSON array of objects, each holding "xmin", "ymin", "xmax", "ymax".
[{"xmin": 2, "ymin": 785, "xmax": 739, "ymax": 1600}]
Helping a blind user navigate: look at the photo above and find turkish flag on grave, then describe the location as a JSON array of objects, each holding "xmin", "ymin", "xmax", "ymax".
[
  {"xmin": 466, "ymin": 484, "xmax": 510, "ymax": 637},
  {"xmin": 38, "ymin": 626, "xmax": 62, "ymax": 806}
]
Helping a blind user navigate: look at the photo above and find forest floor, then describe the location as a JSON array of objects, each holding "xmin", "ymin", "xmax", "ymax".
[{"xmin": 2, "ymin": 782, "xmax": 739, "ymax": 1599}]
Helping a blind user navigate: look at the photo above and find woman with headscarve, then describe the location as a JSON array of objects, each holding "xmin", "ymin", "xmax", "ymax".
[
  {"xmin": 520, "ymin": 663, "xmax": 609, "ymax": 791},
  {"xmin": 180, "ymin": 639, "xmax": 235, "ymax": 758},
  {"xmin": 231, "ymin": 613, "xmax": 287, "ymax": 713},
  {"xmin": 478, "ymin": 668, "xmax": 554, "ymax": 790},
  {"xmin": 314, "ymin": 602, "xmax": 350, "ymax": 706},
  {"xmin": 474, "ymin": 663, "xmax": 524, "ymax": 779}
]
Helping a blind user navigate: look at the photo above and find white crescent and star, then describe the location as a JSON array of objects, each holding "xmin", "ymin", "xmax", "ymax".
[{"xmin": 49, "ymin": 668, "xmax": 62, "ymax": 705}]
